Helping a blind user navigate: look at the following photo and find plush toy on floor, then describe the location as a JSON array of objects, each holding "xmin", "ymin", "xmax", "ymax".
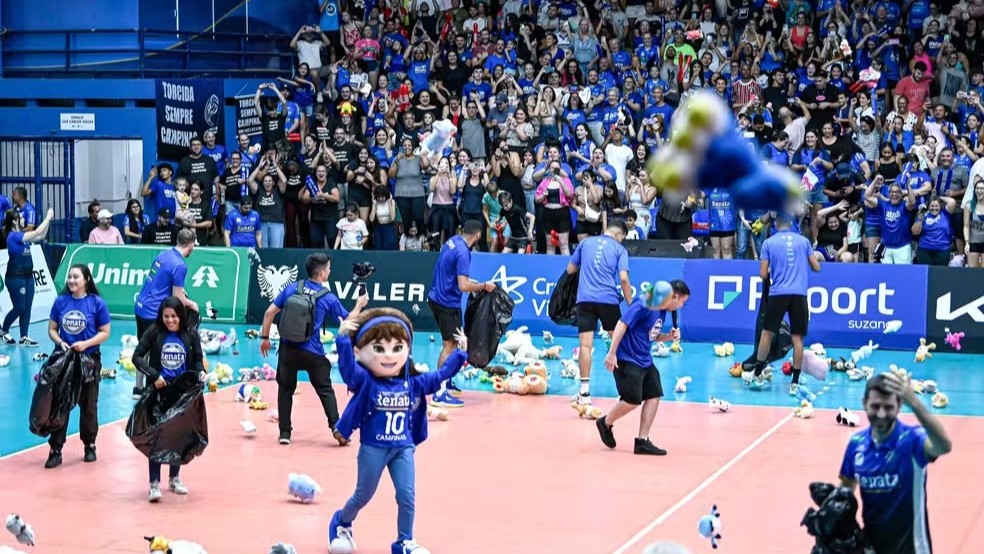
[
  {"xmin": 269, "ymin": 544, "xmax": 297, "ymax": 554},
  {"xmin": 674, "ymin": 376, "xmax": 692, "ymax": 393},
  {"xmin": 713, "ymin": 342, "xmax": 735, "ymax": 357},
  {"xmin": 5, "ymin": 514, "xmax": 35, "ymax": 546},
  {"xmin": 697, "ymin": 505, "xmax": 723, "ymax": 549},
  {"xmin": 794, "ymin": 400, "xmax": 815, "ymax": 419},
  {"xmin": 801, "ymin": 350, "xmax": 829, "ymax": 381},
  {"xmin": 835, "ymin": 408, "xmax": 860, "ymax": 427},
  {"xmin": 914, "ymin": 338, "xmax": 937, "ymax": 362},
  {"xmin": 944, "ymin": 328, "xmax": 964, "ymax": 351},
  {"xmin": 146, "ymin": 535, "xmax": 208, "ymax": 553},
  {"xmin": 847, "ymin": 366, "xmax": 874, "ymax": 381},
  {"xmin": 287, "ymin": 473, "xmax": 321, "ymax": 503},
  {"xmin": 0, "ymin": 354, "xmax": 10, "ymax": 367},
  {"xmin": 709, "ymin": 396, "xmax": 731, "ymax": 412},
  {"xmin": 931, "ymin": 392, "xmax": 949, "ymax": 409}
]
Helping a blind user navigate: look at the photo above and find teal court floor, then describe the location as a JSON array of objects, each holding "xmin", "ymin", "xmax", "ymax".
[{"xmin": 0, "ymin": 319, "xmax": 979, "ymax": 458}]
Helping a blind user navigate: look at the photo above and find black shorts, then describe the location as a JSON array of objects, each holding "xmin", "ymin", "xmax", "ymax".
[
  {"xmin": 505, "ymin": 237, "xmax": 529, "ymax": 251},
  {"xmin": 613, "ymin": 360, "xmax": 663, "ymax": 405},
  {"xmin": 575, "ymin": 302, "xmax": 621, "ymax": 334},
  {"xmin": 763, "ymin": 294, "xmax": 809, "ymax": 336},
  {"xmin": 970, "ymin": 242, "xmax": 984, "ymax": 254},
  {"xmin": 428, "ymin": 299, "xmax": 461, "ymax": 341},
  {"xmin": 709, "ymin": 230, "xmax": 735, "ymax": 238},
  {"xmin": 542, "ymin": 206, "xmax": 572, "ymax": 233},
  {"xmin": 575, "ymin": 219, "xmax": 602, "ymax": 236}
]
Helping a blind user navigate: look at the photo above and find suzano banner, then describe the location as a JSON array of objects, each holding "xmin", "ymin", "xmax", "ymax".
[
  {"xmin": 682, "ymin": 260, "xmax": 927, "ymax": 349},
  {"xmin": 55, "ymin": 245, "xmax": 250, "ymax": 322}
]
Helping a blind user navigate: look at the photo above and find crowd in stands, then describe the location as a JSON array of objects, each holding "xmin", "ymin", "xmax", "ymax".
[{"xmin": 79, "ymin": 0, "xmax": 984, "ymax": 267}]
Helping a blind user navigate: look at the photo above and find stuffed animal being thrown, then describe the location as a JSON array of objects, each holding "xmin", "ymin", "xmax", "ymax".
[
  {"xmin": 5, "ymin": 514, "xmax": 35, "ymax": 546},
  {"xmin": 697, "ymin": 504, "xmax": 723, "ymax": 548}
]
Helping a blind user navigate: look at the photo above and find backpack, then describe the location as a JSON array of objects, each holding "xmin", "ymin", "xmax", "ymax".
[{"xmin": 278, "ymin": 282, "xmax": 331, "ymax": 343}]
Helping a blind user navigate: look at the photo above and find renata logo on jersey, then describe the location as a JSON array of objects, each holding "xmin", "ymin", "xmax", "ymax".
[
  {"xmin": 161, "ymin": 342, "xmax": 187, "ymax": 370},
  {"xmin": 375, "ymin": 391, "xmax": 411, "ymax": 410},
  {"xmin": 856, "ymin": 472, "xmax": 900, "ymax": 491},
  {"xmin": 61, "ymin": 310, "xmax": 87, "ymax": 335}
]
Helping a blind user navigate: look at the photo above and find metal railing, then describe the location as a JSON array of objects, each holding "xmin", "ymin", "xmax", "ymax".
[
  {"xmin": 0, "ymin": 138, "xmax": 76, "ymax": 243},
  {"xmin": 1, "ymin": 28, "xmax": 297, "ymax": 78}
]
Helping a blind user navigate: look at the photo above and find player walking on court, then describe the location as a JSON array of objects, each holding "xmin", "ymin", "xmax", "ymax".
[
  {"xmin": 743, "ymin": 216, "xmax": 820, "ymax": 393},
  {"xmin": 565, "ymin": 219, "xmax": 632, "ymax": 416},
  {"xmin": 595, "ymin": 280, "xmax": 690, "ymax": 455}
]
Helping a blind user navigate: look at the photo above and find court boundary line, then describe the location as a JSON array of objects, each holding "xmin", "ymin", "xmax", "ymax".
[{"xmin": 611, "ymin": 411, "xmax": 796, "ymax": 554}]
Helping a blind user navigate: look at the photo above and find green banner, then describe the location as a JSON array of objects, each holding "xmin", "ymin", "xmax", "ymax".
[{"xmin": 55, "ymin": 245, "xmax": 250, "ymax": 322}]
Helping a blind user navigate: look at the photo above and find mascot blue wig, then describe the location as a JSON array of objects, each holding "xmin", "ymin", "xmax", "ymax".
[{"xmin": 648, "ymin": 90, "xmax": 806, "ymax": 214}]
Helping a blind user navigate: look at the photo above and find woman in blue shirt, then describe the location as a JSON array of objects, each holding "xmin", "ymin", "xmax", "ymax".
[
  {"xmin": 706, "ymin": 187, "xmax": 737, "ymax": 259},
  {"xmin": 43, "ymin": 263, "xmax": 111, "ymax": 469},
  {"xmin": 912, "ymin": 195, "xmax": 959, "ymax": 265},
  {"xmin": 132, "ymin": 296, "xmax": 206, "ymax": 503},
  {"xmin": 2, "ymin": 206, "xmax": 54, "ymax": 346}
]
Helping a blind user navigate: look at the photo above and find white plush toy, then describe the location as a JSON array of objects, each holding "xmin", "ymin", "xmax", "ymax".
[
  {"xmin": 652, "ymin": 342, "xmax": 671, "ymax": 358},
  {"xmin": 542, "ymin": 331, "xmax": 554, "ymax": 344},
  {"xmin": 809, "ymin": 343, "xmax": 827, "ymax": 357},
  {"xmin": 674, "ymin": 376, "xmax": 692, "ymax": 393},
  {"xmin": 850, "ymin": 340, "xmax": 879, "ymax": 364},
  {"xmin": 709, "ymin": 396, "xmax": 731, "ymax": 412},
  {"xmin": 419, "ymin": 119, "xmax": 457, "ymax": 164},
  {"xmin": 559, "ymin": 359, "xmax": 579, "ymax": 378},
  {"xmin": 836, "ymin": 408, "xmax": 860, "ymax": 427},
  {"xmin": 794, "ymin": 400, "xmax": 815, "ymax": 419},
  {"xmin": 847, "ymin": 366, "xmax": 874, "ymax": 381},
  {"xmin": 5, "ymin": 514, "xmax": 34, "ymax": 546},
  {"xmin": 121, "ymin": 334, "xmax": 139, "ymax": 349},
  {"xmin": 499, "ymin": 326, "xmax": 533, "ymax": 356}
]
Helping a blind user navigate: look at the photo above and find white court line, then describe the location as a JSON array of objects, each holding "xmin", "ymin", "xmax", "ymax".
[{"xmin": 611, "ymin": 411, "xmax": 795, "ymax": 554}]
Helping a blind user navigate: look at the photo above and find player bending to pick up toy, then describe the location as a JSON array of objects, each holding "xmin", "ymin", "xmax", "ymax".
[
  {"xmin": 595, "ymin": 280, "xmax": 690, "ymax": 455},
  {"xmin": 328, "ymin": 308, "xmax": 468, "ymax": 554}
]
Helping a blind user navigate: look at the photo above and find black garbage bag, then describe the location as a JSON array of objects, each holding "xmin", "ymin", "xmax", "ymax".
[
  {"xmin": 464, "ymin": 288, "xmax": 515, "ymax": 368},
  {"xmin": 742, "ymin": 278, "xmax": 793, "ymax": 370},
  {"xmin": 801, "ymin": 482, "xmax": 865, "ymax": 554},
  {"xmin": 125, "ymin": 371, "xmax": 209, "ymax": 465},
  {"xmin": 548, "ymin": 269, "xmax": 579, "ymax": 326},
  {"xmin": 28, "ymin": 350, "xmax": 97, "ymax": 437}
]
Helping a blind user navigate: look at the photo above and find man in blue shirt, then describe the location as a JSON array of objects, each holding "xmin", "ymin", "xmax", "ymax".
[
  {"xmin": 595, "ymin": 280, "xmax": 690, "ymax": 456},
  {"xmin": 745, "ymin": 215, "xmax": 820, "ymax": 393},
  {"xmin": 260, "ymin": 252, "xmax": 367, "ymax": 446},
  {"xmin": 12, "ymin": 186, "xmax": 37, "ymax": 232},
  {"xmin": 132, "ymin": 228, "xmax": 200, "ymax": 398},
  {"xmin": 427, "ymin": 219, "xmax": 495, "ymax": 408},
  {"xmin": 839, "ymin": 372, "xmax": 952, "ymax": 553},
  {"xmin": 566, "ymin": 220, "xmax": 633, "ymax": 413}
]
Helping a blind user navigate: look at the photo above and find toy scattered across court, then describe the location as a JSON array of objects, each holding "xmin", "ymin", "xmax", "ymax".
[
  {"xmin": 288, "ymin": 473, "xmax": 321, "ymax": 503},
  {"xmin": 4, "ymin": 515, "xmax": 34, "ymax": 547},
  {"xmin": 697, "ymin": 504, "xmax": 723, "ymax": 548}
]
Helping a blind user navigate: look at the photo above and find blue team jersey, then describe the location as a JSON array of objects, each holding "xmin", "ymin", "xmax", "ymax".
[
  {"xmin": 615, "ymin": 300, "xmax": 667, "ymax": 368},
  {"xmin": 570, "ymin": 235, "xmax": 629, "ymax": 305},
  {"xmin": 840, "ymin": 420, "xmax": 934, "ymax": 554},
  {"xmin": 160, "ymin": 332, "xmax": 189, "ymax": 381},
  {"xmin": 273, "ymin": 279, "xmax": 349, "ymax": 357},
  {"xmin": 224, "ymin": 210, "xmax": 261, "ymax": 247},
  {"xmin": 17, "ymin": 201, "xmax": 37, "ymax": 228},
  {"xmin": 428, "ymin": 235, "xmax": 471, "ymax": 309},
  {"xmin": 708, "ymin": 188, "xmax": 737, "ymax": 232},
  {"xmin": 879, "ymin": 199, "xmax": 913, "ymax": 248},
  {"xmin": 760, "ymin": 230, "xmax": 813, "ymax": 296},
  {"xmin": 134, "ymin": 248, "xmax": 188, "ymax": 320},
  {"xmin": 5, "ymin": 231, "xmax": 33, "ymax": 277},
  {"xmin": 917, "ymin": 211, "xmax": 950, "ymax": 251},
  {"xmin": 50, "ymin": 294, "xmax": 111, "ymax": 354},
  {"xmin": 364, "ymin": 377, "xmax": 415, "ymax": 447}
]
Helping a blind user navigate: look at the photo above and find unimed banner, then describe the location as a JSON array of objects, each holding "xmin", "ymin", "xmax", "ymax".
[
  {"xmin": 246, "ymin": 249, "xmax": 439, "ymax": 330},
  {"xmin": 156, "ymin": 79, "xmax": 224, "ymax": 161},
  {"xmin": 0, "ymin": 245, "xmax": 58, "ymax": 324},
  {"xmin": 925, "ymin": 266, "xmax": 984, "ymax": 354},
  {"xmin": 55, "ymin": 245, "xmax": 250, "ymax": 322}
]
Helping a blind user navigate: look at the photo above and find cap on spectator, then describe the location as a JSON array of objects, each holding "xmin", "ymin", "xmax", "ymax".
[
  {"xmin": 496, "ymin": 92, "xmax": 508, "ymax": 104},
  {"xmin": 239, "ymin": 196, "xmax": 253, "ymax": 205},
  {"xmin": 158, "ymin": 207, "xmax": 172, "ymax": 217},
  {"xmin": 97, "ymin": 209, "xmax": 113, "ymax": 220}
]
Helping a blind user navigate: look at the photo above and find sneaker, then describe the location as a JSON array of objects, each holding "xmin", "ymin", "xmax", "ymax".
[
  {"xmin": 19, "ymin": 337, "xmax": 38, "ymax": 347},
  {"xmin": 571, "ymin": 391, "xmax": 590, "ymax": 405},
  {"xmin": 149, "ymin": 482, "xmax": 162, "ymax": 503},
  {"xmin": 332, "ymin": 429, "xmax": 350, "ymax": 446},
  {"xmin": 83, "ymin": 444, "xmax": 96, "ymax": 463},
  {"xmin": 328, "ymin": 510, "xmax": 356, "ymax": 554},
  {"xmin": 596, "ymin": 416, "xmax": 616, "ymax": 449},
  {"xmin": 430, "ymin": 390, "xmax": 464, "ymax": 408},
  {"xmin": 392, "ymin": 539, "xmax": 430, "ymax": 554},
  {"xmin": 789, "ymin": 383, "xmax": 800, "ymax": 396},
  {"xmin": 634, "ymin": 437, "xmax": 667, "ymax": 456},
  {"xmin": 169, "ymin": 477, "xmax": 189, "ymax": 495},
  {"xmin": 279, "ymin": 432, "xmax": 291, "ymax": 445},
  {"xmin": 446, "ymin": 379, "xmax": 463, "ymax": 397},
  {"xmin": 132, "ymin": 386, "xmax": 143, "ymax": 400},
  {"xmin": 44, "ymin": 449, "xmax": 62, "ymax": 469},
  {"xmin": 0, "ymin": 332, "xmax": 14, "ymax": 344}
]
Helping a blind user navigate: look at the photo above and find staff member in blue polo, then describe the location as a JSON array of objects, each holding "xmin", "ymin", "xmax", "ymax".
[
  {"xmin": 839, "ymin": 372, "xmax": 952, "ymax": 554},
  {"xmin": 43, "ymin": 263, "xmax": 111, "ymax": 469},
  {"xmin": 427, "ymin": 219, "xmax": 495, "ymax": 408},
  {"xmin": 133, "ymin": 228, "xmax": 199, "ymax": 398}
]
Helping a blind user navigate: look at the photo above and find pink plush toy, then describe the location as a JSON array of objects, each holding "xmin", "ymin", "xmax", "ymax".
[
  {"xmin": 801, "ymin": 350, "xmax": 829, "ymax": 382},
  {"xmin": 261, "ymin": 363, "xmax": 276, "ymax": 380},
  {"xmin": 944, "ymin": 328, "xmax": 964, "ymax": 351}
]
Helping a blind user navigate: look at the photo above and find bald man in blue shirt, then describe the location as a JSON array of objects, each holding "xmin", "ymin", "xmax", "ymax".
[{"xmin": 839, "ymin": 372, "xmax": 952, "ymax": 554}]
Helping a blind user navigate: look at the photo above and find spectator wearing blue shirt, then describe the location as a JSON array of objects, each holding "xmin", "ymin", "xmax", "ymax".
[
  {"xmin": 11, "ymin": 186, "xmax": 37, "ymax": 232},
  {"xmin": 864, "ymin": 176, "xmax": 918, "ymax": 264},
  {"xmin": 42, "ymin": 263, "xmax": 111, "ymax": 469},
  {"xmin": 1, "ymin": 205, "xmax": 53, "ymax": 347},
  {"xmin": 223, "ymin": 197, "xmax": 262, "ymax": 248},
  {"xmin": 912, "ymin": 195, "xmax": 959, "ymax": 265},
  {"xmin": 427, "ymin": 220, "xmax": 496, "ymax": 408},
  {"xmin": 747, "ymin": 216, "xmax": 821, "ymax": 393},
  {"xmin": 595, "ymin": 280, "xmax": 690, "ymax": 456},
  {"xmin": 260, "ymin": 253, "xmax": 367, "ymax": 446},
  {"xmin": 141, "ymin": 164, "xmax": 177, "ymax": 218},
  {"xmin": 839, "ymin": 372, "xmax": 952, "ymax": 554},
  {"xmin": 566, "ymin": 220, "xmax": 632, "ymax": 411}
]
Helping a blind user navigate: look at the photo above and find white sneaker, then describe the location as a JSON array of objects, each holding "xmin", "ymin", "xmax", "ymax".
[
  {"xmin": 789, "ymin": 383, "xmax": 800, "ymax": 396},
  {"xmin": 396, "ymin": 539, "xmax": 430, "ymax": 554},
  {"xmin": 149, "ymin": 482, "xmax": 162, "ymax": 503},
  {"xmin": 169, "ymin": 477, "xmax": 189, "ymax": 495},
  {"xmin": 329, "ymin": 527, "xmax": 356, "ymax": 554},
  {"xmin": 19, "ymin": 336, "xmax": 38, "ymax": 347},
  {"xmin": 0, "ymin": 332, "xmax": 14, "ymax": 344}
]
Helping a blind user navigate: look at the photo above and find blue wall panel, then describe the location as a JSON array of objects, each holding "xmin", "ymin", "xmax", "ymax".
[{"xmin": 2, "ymin": 0, "xmax": 139, "ymax": 29}]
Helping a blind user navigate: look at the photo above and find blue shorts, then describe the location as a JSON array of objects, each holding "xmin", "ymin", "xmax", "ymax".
[{"xmin": 807, "ymin": 185, "xmax": 828, "ymax": 205}]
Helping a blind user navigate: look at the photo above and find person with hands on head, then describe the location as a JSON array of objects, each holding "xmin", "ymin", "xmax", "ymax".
[
  {"xmin": 259, "ymin": 252, "xmax": 368, "ymax": 447},
  {"xmin": 1, "ymin": 205, "xmax": 55, "ymax": 347},
  {"xmin": 328, "ymin": 308, "xmax": 468, "ymax": 554},
  {"xmin": 839, "ymin": 371, "xmax": 953, "ymax": 554},
  {"xmin": 596, "ymin": 280, "xmax": 690, "ymax": 456},
  {"xmin": 42, "ymin": 264, "xmax": 111, "ymax": 469},
  {"xmin": 131, "ymin": 296, "xmax": 206, "ymax": 503},
  {"xmin": 426, "ymin": 219, "xmax": 496, "ymax": 409}
]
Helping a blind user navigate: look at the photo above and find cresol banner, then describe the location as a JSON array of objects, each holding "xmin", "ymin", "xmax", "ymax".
[
  {"xmin": 155, "ymin": 79, "xmax": 224, "ymax": 161},
  {"xmin": 682, "ymin": 260, "xmax": 927, "ymax": 349},
  {"xmin": 55, "ymin": 245, "xmax": 250, "ymax": 322},
  {"xmin": 468, "ymin": 253, "xmax": 685, "ymax": 336},
  {"xmin": 246, "ymin": 249, "xmax": 439, "ymax": 331}
]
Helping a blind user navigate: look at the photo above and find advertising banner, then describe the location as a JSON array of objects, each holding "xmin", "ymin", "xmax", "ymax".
[
  {"xmin": 55, "ymin": 245, "xmax": 250, "ymax": 322},
  {"xmin": 682, "ymin": 260, "xmax": 927, "ymax": 349},
  {"xmin": 155, "ymin": 79, "xmax": 224, "ymax": 161},
  {"xmin": 234, "ymin": 94, "xmax": 263, "ymax": 139},
  {"xmin": 245, "ymin": 249, "xmax": 438, "ymax": 331},
  {"xmin": 0, "ymin": 245, "xmax": 58, "ymax": 324},
  {"xmin": 925, "ymin": 266, "xmax": 984, "ymax": 354},
  {"xmin": 469, "ymin": 253, "xmax": 685, "ymax": 336}
]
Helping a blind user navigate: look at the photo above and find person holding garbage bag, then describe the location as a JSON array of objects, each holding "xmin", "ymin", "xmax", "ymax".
[
  {"xmin": 38, "ymin": 264, "xmax": 111, "ymax": 469},
  {"xmin": 129, "ymin": 296, "xmax": 207, "ymax": 503}
]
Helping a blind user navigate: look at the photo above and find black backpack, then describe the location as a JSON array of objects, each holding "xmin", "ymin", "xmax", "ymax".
[{"xmin": 279, "ymin": 283, "xmax": 331, "ymax": 343}]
